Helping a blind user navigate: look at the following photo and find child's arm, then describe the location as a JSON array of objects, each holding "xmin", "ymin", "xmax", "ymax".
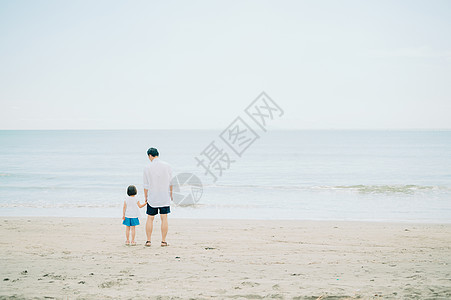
[
  {"xmin": 137, "ymin": 200, "xmax": 147, "ymax": 208},
  {"xmin": 122, "ymin": 201, "xmax": 126, "ymax": 220}
]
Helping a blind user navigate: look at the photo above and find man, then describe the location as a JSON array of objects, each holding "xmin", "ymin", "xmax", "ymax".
[{"xmin": 143, "ymin": 147, "xmax": 173, "ymax": 247}]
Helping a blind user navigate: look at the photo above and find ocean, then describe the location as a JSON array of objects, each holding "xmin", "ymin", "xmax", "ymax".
[{"xmin": 0, "ymin": 130, "xmax": 450, "ymax": 222}]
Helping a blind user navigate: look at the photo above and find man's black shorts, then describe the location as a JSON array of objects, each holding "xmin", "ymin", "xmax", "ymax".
[{"xmin": 146, "ymin": 204, "xmax": 171, "ymax": 216}]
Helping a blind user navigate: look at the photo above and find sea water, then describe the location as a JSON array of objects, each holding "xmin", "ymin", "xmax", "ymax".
[{"xmin": 0, "ymin": 130, "xmax": 450, "ymax": 222}]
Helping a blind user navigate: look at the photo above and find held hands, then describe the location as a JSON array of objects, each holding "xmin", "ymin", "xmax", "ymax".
[{"xmin": 137, "ymin": 200, "xmax": 148, "ymax": 209}]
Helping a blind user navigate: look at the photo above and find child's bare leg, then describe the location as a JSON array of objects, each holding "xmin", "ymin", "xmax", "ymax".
[
  {"xmin": 131, "ymin": 226, "xmax": 136, "ymax": 242},
  {"xmin": 125, "ymin": 226, "xmax": 130, "ymax": 242}
]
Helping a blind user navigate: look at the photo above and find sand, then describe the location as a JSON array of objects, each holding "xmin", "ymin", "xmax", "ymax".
[{"xmin": 1, "ymin": 217, "xmax": 450, "ymax": 299}]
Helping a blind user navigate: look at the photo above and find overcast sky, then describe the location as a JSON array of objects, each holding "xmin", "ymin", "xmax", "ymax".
[{"xmin": 0, "ymin": 0, "xmax": 450, "ymax": 130}]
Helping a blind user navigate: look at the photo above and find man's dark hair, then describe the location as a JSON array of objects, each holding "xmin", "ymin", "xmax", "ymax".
[
  {"xmin": 127, "ymin": 185, "xmax": 137, "ymax": 196},
  {"xmin": 147, "ymin": 147, "xmax": 159, "ymax": 157}
]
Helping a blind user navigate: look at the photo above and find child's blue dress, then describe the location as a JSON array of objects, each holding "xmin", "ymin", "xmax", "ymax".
[{"xmin": 123, "ymin": 217, "xmax": 140, "ymax": 226}]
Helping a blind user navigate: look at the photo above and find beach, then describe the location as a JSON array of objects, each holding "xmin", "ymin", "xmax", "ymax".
[{"xmin": 1, "ymin": 217, "xmax": 450, "ymax": 299}]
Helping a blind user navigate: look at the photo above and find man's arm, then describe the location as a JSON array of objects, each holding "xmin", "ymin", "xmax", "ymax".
[
  {"xmin": 169, "ymin": 166, "xmax": 173, "ymax": 201},
  {"xmin": 143, "ymin": 167, "xmax": 150, "ymax": 202}
]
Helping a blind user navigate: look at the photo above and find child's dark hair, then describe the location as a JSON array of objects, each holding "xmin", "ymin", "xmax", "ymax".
[{"xmin": 127, "ymin": 185, "xmax": 137, "ymax": 196}]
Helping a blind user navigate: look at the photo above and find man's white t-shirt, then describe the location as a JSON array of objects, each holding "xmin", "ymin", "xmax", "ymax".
[
  {"xmin": 143, "ymin": 157, "xmax": 172, "ymax": 207},
  {"xmin": 124, "ymin": 196, "xmax": 141, "ymax": 218}
]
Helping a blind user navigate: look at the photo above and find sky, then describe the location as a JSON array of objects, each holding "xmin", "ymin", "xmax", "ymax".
[{"xmin": 0, "ymin": 0, "xmax": 450, "ymax": 130}]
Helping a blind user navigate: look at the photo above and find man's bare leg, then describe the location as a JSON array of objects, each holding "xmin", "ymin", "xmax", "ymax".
[
  {"xmin": 160, "ymin": 213, "xmax": 168, "ymax": 243},
  {"xmin": 146, "ymin": 215, "xmax": 154, "ymax": 243}
]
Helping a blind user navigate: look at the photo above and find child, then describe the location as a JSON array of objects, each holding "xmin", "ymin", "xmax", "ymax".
[{"xmin": 122, "ymin": 185, "xmax": 147, "ymax": 246}]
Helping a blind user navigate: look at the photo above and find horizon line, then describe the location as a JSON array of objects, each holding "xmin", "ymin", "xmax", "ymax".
[{"xmin": 1, "ymin": 128, "xmax": 450, "ymax": 131}]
